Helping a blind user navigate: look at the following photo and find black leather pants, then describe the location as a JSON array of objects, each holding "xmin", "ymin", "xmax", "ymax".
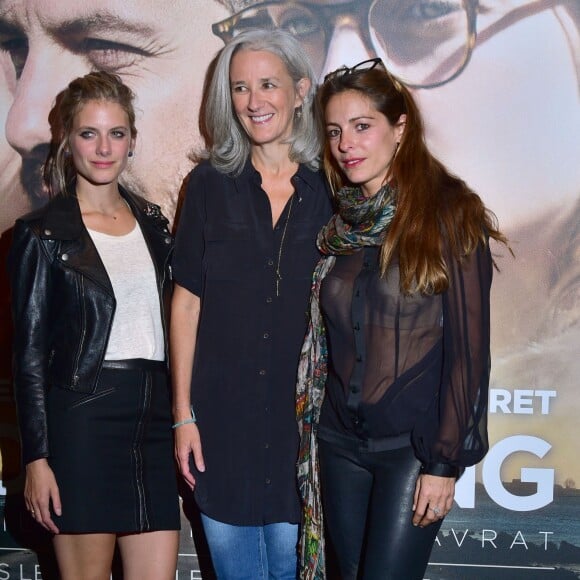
[{"xmin": 318, "ymin": 437, "xmax": 442, "ymax": 580}]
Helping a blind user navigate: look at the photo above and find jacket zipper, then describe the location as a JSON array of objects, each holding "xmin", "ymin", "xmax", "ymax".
[
  {"xmin": 72, "ymin": 276, "xmax": 87, "ymax": 386},
  {"xmin": 142, "ymin": 228, "xmax": 171, "ymax": 364}
]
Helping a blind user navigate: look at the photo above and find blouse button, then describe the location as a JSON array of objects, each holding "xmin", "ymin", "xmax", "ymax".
[
  {"xmin": 263, "ymin": 332, "xmax": 270, "ymax": 339},
  {"xmin": 61, "ymin": 253, "xmax": 69, "ymax": 261},
  {"xmin": 266, "ymin": 297, "xmax": 273, "ymax": 303},
  {"xmin": 259, "ymin": 369, "xmax": 266, "ymax": 376},
  {"xmin": 267, "ymin": 259, "xmax": 274, "ymax": 266},
  {"xmin": 164, "ymin": 237, "xmax": 171, "ymax": 244}
]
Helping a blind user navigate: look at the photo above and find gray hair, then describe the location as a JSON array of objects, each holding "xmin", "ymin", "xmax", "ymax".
[{"xmin": 205, "ymin": 29, "xmax": 321, "ymax": 176}]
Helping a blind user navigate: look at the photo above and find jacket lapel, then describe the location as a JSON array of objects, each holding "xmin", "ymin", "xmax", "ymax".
[
  {"xmin": 40, "ymin": 195, "xmax": 114, "ymax": 297},
  {"xmin": 122, "ymin": 189, "xmax": 173, "ymax": 278},
  {"xmin": 38, "ymin": 190, "xmax": 172, "ymax": 297}
]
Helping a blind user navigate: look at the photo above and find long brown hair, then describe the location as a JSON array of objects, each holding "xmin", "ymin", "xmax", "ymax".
[
  {"xmin": 318, "ymin": 65, "xmax": 509, "ymax": 294},
  {"xmin": 44, "ymin": 71, "xmax": 137, "ymax": 197}
]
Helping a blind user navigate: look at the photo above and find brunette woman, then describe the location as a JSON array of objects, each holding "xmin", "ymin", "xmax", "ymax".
[{"xmin": 297, "ymin": 59, "xmax": 509, "ymax": 579}]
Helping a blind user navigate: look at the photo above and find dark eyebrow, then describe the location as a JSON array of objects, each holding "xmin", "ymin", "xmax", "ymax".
[
  {"xmin": 231, "ymin": 77, "xmax": 281, "ymax": 85},
  {"xmin": 0, "ymin": 18, "xmax": 24, "ymax": 37},
  {"xmin": 349, "ymin": 116, "xmax": 375, "ymax": 122},
  {"xmin": 325, "ymin": 116, "xmax": 375, "ymax": 126},
  {"xmin": 77, "ymin": 124, "xmax": 129, "ymax": 129},
  {"xmin": 48, "ymin": 12, "xmax": 156, "ymax": 38}
]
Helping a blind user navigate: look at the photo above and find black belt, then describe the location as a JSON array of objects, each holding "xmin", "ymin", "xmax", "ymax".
[
  {"xmin": 318, "ymin": 425, "xmax": 411, "ymax": 453},
  {"xmin": 102, "ymin": 358, "xmax": 165, "ymax": 371}
]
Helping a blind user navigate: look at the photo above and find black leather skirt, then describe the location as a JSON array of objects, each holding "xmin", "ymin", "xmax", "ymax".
[{"xmin": 47, "ymin": 359, "xmax": 180, "ymax": 533}]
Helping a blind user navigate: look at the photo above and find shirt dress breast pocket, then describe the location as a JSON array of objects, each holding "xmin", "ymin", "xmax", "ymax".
[{"xmin": 204, "ymin": 221, "xmax": 252, "ymax": 281}]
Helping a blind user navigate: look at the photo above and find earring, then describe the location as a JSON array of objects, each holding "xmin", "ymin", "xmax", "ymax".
[
  {"xmin": 128, "ymin": 151, "xmax": 134, "ymax": 158},
  {"xmin": 295, "ymin": 106, "xmax": 303, "ymax": 120}
]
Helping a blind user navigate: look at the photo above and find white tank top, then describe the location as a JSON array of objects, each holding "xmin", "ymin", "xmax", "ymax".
[{"xmin": 88, "ymin": 223, "xmax": 164, "ymax": 361}]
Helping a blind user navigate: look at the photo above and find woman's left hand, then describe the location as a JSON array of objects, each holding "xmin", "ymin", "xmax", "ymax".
[{"xmin": 412, "ymin": 473, "xmax": 455, "ymax": 527}]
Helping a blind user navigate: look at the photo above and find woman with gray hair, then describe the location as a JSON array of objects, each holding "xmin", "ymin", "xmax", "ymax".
[{"xmin": 170, "ymin": 29, "xmax": 332, "ymax": 579}]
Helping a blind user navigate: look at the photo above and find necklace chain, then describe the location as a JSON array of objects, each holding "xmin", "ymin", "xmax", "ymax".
[
  {"xmin": 77, "ymin": 194, "xmax": 127, "ymax": 220},
  {"xmin": 275, "ymin": 194, "xmax": 295, "ymax": 297}
]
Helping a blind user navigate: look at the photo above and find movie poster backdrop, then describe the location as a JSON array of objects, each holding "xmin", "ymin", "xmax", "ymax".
[{"xmin": 0, "ymin": 1, "xmax": 578, "ymax": 578}]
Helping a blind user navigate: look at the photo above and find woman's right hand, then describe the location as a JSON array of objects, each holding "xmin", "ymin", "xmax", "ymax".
[
  {"xmin": 25, "ymin": 458, "xmax": 61, "ymax": 534},
  {"xmin": 174, "ymin": 422, "xmax": 205, "ymax": 490}
]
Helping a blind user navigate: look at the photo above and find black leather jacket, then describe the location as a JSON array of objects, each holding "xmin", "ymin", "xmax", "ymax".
[{"xmin": 8, "ymin": 188, "xmax": 173, "ymax": 465}]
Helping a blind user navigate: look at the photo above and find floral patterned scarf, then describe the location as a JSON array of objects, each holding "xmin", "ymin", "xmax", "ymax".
[{"xmin": 296, "ymin": 183, "xmax": 397, "ymax": 579}]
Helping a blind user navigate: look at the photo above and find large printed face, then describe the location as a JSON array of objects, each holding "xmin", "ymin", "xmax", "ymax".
[
  {"xmin": 0, "ymin": 0, "xmax": 229, "ymax": 227},
  {"xmin": 0, "ymin": 50, "xmax": 22, "ymax": 232},
  {"xmin": 211, "ymin": 1, "xmax": 580, "ymax": 488},
  {"xmin": 212, "ymin": 0, "xmax": 580, "ymax": 228}
]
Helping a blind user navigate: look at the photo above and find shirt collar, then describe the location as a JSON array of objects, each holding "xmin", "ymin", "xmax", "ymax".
[{"xmin": 237, "ymin": 157, "xmax": 323, "ymax": 196}]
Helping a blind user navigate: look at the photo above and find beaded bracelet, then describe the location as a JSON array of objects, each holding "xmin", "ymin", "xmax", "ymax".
[{"xmin": 172, "ymin": 407, "xmax": 197, "ymax": 429}]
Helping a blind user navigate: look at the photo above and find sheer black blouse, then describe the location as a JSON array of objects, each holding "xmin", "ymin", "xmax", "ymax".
[{"xmin": 318, "ymin": 243, "xmax": 493, "ymax": 476}]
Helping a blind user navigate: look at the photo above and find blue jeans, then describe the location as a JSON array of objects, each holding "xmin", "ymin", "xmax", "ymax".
[{"xmin": 200, "ymin": 514, "xmax": 298, "ymax": 579}]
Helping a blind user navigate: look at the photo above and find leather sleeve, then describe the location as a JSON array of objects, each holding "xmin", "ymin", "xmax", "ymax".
[{"xmin": 8, "ymin": 220, "xmax": 53, "ymax": 465}]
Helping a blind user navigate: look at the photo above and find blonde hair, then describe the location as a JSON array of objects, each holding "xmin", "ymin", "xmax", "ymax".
[{"xmin": 44, "ymin": 71, "xmax": 137, "ymax": 197}]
